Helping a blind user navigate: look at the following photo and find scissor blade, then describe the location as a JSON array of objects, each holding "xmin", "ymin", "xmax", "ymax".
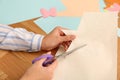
[{"xmin": 56, "ymin": 44, "xmax": 87, "ymax": 59}]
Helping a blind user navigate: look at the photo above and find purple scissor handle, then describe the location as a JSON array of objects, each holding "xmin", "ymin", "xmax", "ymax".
[
  {"xmin": 32, "ymin": 54, "xmax": 54, "ymax": 67},
  {"xmin": 32, "ymin": 44, "xmax": 87, "ymax": 67}
]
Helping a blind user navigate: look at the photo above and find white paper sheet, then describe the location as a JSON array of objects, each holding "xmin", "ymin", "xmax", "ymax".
[{"xmin": 52, "ymin": 12, "xmax": 118, "ymax": 80}]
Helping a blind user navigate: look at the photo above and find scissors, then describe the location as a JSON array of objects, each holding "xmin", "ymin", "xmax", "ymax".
[{"xmin": 32, "ymin": 44, "xmax": 87, "ymax": 67}]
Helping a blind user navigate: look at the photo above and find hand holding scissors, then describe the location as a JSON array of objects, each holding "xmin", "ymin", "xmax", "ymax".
[{"xmin": 32, "ymin": 44, "xmax": 87, "ymax": 67}]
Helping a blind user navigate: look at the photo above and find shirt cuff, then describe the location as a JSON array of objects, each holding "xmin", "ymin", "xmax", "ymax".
[{"xmin": 29, "ymin": 34, "xmax": 44, "ymax": 52}]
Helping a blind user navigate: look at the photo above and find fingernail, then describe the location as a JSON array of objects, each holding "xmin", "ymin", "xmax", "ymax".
[
  {"xmin": 47, "ymin": 52, "xmax": 51, "ymax": 54},
  {"xmin": 71, "ymin": 35, "xmax": 76, "ymax": 39}
]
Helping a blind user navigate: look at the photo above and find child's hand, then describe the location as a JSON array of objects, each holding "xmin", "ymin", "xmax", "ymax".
[
  {"xmin": 20, "ymin": 57, "xmax": 57, "ymax": 80},
  {"xmin": 41, "ymin": 27, "xmax": 75, "ymax": 51}
]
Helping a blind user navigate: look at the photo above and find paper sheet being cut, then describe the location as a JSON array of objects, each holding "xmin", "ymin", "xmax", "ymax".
[{"xmin": 52, "ymin": 12, "xmax": 118, "ymax": 80}]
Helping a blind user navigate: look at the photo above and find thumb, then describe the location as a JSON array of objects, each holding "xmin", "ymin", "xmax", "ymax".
[
  {"xmin": 61, "ymin": 35, "xmax": 75, "ymax": 42},
  {"xmin": 39, "ymin": 52, "xmax": 51, "ymax": 65}
]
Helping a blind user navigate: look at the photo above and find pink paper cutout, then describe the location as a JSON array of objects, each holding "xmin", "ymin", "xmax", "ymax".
[
  {"xmin": 106, "ymin": 3, "xmax": 120, "ymax": 12},
  {"xmin": 40, "ymin": 8, "xmax": 57, "ymax": 18}
]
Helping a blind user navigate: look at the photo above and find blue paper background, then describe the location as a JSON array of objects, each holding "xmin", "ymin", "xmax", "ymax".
[
  {"xmin": 35, "ymin": 17, "xmax": 81, "ymax": 33},
  {"xmin": 99, "ymin": 0, "xmax": 106, "ymax": 12},
  {"xmin": 0, "ymin": 0, "xmax": 65, "ymax": 24}
]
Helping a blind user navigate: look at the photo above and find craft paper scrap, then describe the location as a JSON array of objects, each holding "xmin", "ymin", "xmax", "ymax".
[
  {"xmin": 57, "ymin": 0, "xmax": 100, "ymax": 16},
  {"xmin": 0, "ymin": 0, "xmax": 65, "ymax": 24},
  {"xmin": 118, "ymin": 28, "xmax": 120, "ymax": 37},
  {"xmin": 34, "ymin": 17, "xmax": 81, "ymax": 33},
  {"xmin": 53, "ymin": 12, "xmax": 118, "ymax": 80},
  {"xmin": 106, "ymin": 3, "xmax": 120, "ymax": 12}
]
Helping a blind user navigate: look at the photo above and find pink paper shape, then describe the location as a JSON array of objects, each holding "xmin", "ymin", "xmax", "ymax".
[
  {"xmin": 40, "ymin": 8, "xmax": 57, "ymax": 18},
  {"xmin": 107, "ymin": 3, "xmax": 120, "ymax": 12}
]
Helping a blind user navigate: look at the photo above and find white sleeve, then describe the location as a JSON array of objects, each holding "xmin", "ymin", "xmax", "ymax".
[{"xmin": 0, "ymin": 24, "xmax": 44, "ymax": 52}]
